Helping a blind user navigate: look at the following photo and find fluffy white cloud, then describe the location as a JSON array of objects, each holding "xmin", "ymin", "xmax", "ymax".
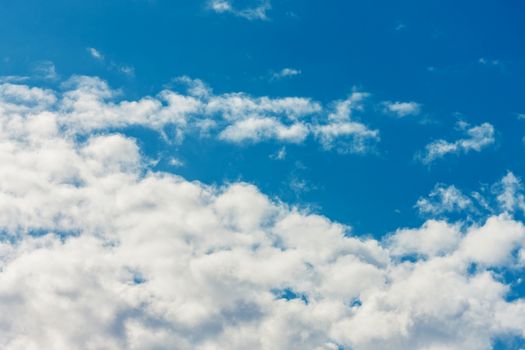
[
  {"xmin": 0, "ymin": 76, "xmax": 523, "ymax": 349},
  {"xmin": 207, "ymin": 0, "xmax": 271, "ymax": 20},
  {"xmin": 219, "ymin": 117, "xmax": 309, "ymax": 143},
  {"xmin": 382, "ymin": 101, "xmax": 421, "ymax": 117},
  {"xmin": 387, "ymin": 220, "xmax": 462, "ymax": 258},
  {"xmin": 419, "ymin": 122, "xmax": 495, "ymax": 164},
  {"xmin": 0, "ymin": 76, "xmax": 378, "ymax": 153}
]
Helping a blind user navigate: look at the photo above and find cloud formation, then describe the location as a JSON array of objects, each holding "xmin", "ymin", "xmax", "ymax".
[
  {"xmin": 418, "ymin": 121, "xmax": 495, "ymax": 164},
  {"xmin": 0, "ymin": 76, "xmax": 523, "ymax": 349},
  {"xmin": 382, "ymin": 101, "xmax": 421, "ymax": 117},
  {"xmin": 1, "ymin": 76, "xmax": 377, "ymax": 153},
  {"xmin": 208, "ymin": 0, "xmax": 271, "ymax": 20},
  {"xmin": 416, "ymin": 171, "xmax": 525, "ymax": 219},
  {"xmin": 271, "ymin": 68, "xmax": 302, "ymax": 80}
]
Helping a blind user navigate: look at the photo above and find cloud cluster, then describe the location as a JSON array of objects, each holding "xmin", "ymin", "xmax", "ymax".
[
  {"xmin": 416, "ymin": 171, "xmax": 525, "ymax": 219},
  {"xmin": 208, "ymin": 0, "xmax": 271, "ymax": 21},
  {"xmin": 418, "ymin": 121, "xmax": 495, "ymax": 164},
  {"xmin": 0, "ymin": 76, "xmax": 524, "ymax": 349},
  {"xmin": 0, "ymin": 76, "xmax": 378, "ymax": 153}
]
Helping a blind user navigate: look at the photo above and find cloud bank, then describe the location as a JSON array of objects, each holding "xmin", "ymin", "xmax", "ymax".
[{"xmin": 0, "ymin": 77, "xmax": 523, "ymax": 349}]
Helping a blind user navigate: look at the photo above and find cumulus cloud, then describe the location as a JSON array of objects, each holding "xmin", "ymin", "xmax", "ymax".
[
  {"xmin": 0, "ymin": 76, "xmax": 377, "ymax": 153},
  {"xmin": 208, "ymin": 0, "xmax": 271, "ymax": 20},
  {"xmin": 0, "ymin": 76, "xmax": 523, "ymax": 349},
  {"xmin": 382, "ymin": 101, "xmax": 421, "ymax": 117},
  {"xmin": 418, "ymin": 122, "xmax": 495, "ymax": 164}
]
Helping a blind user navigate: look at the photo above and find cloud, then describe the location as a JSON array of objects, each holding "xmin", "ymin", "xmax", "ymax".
[
  {"xmin": 32, "ymin": 61, "xmax": 58, "ymax": 81},
  {"xmin": 382, "ymin": 101, "xmax": 421, "ymax": 117},
  {"xmin": 1, "ymin": 76, "xmax": 377, "ymax": 153},
  {"xmin": 0, "ymin": 81, "xmax": 523, "ymax": 349},
  {"xmin": 208, "ymin": 0, "xmax": 271, "ymax": 20},
  {"xmin": 478, "ymin": 57, "xmax": 502, "ymax": 67},
  {"xmin": 87, "ymin": 47, "xmax": 104, "ymax": 61},
  {"xmin": 493, "ymin": 171, "xmax": 525, "ymax": 214},
  {"xmin": 169, "ymin": 157, "xmax": 185, "ymax": 167},
  {"xmin": 416, "ymin": 171, "xmax": 525, "ymax": 219},
  {"xmin": 270, "ymin": 146, "xmax": 287, "ymax": 160},
  {"xmin": 271, "ymin": 68, "xmax": 302, "ymax": 80},
  {"xmin": 87, "ymin": 48, "xmax": 134, "ymax": 77},
  {"xmin": 314, "ymin": 93, "xmax": 379, "ymax": 153},
  {"xmin": 416, "ymin": 184, "xmax": 473, "ymax": 216},
  {"xmin": 219, "ymin": 117, "xmax": 309, "ymax": 143},
  {"xmin": 418, "ymin": 122, "xmax": 495, "ymax": 164}
]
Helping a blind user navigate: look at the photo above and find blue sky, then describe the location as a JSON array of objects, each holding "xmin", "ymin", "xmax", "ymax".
[
  {"xmin": 0, "ymin": 1, "xmax": 525, "ymax": 349},
  {"xmin": 2, "ymin": 0, "xmax": 525, "ymax": 235}
]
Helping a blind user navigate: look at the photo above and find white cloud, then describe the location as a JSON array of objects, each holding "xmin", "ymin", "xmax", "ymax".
[
  {"xmin": 493, "ymin": 171, "xmax": 525, "ymax": 215},
  {"xmin": 387, "ymin": 220, "xmax": 461, "ymax": 258},
  {"xmin": 478, "ymin": 57, "xmax": 502, "ymax": 67},
  {"xmin": 419, "ymin": 122, "xmax": 495, "ymax": 164},
  {"xmin": 87, "ymin": 48, "xmax": 134, "ymax": 77},
  {"xmin": 272, "ymin": 68, "xmax": 301, "ymax": 80},
  {"xmin": 314, "ymin": 94, "xmax": 379, "ymax": 153},
  {"xmin": 314, "ymin": 122, "xmax": 379, "ymax": 153},
  {"xmin": 169, "ymin": 157, "xmax": 185, "ymax": 167},
  {"xmin": 208, "ymin": 0, "xmax": 271, "ymax": 20},
  {"xmin": 0, "ymin": 76, "xmax": 523, "ymax": 349},
  {"xmin": 416, "ymin": 171, "xmax": 525, "ymax": 219},
  {"xmin": 1, "ymin": 76, "xmax": 376, "ymax": 153},
  {"xmin": 87, "ymin": 47, "xmax": 104, "ymax": 61},
  {"xmin": 270, "ymin": 146, "xmax": 287, "ymax": 160},
  {"xmin": 219, "ymin": 117, "xmax": 309, "ymax": 143},
  {"xmin": 382, "ymin": 101, "xmax": 421, "ymax": 117},
  {"xmin": 32, "ymin": 61, "xmax": 58, "ymax": 81},
  {"xmin": 416, "ymin": 184, "xmax": 473, "ymax": 216}
]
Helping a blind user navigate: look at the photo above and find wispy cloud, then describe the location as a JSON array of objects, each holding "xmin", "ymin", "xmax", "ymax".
[
  {"xmin": 270, "ymin": 146, "xmax": 287, "ymax": 160},
  {"xmin": 418, "ymin": 121, "xmax": 495, "ymax": 164},
  {"xmin": 32, "ymin": 61, "xmax": 58, "ymax": 81},
  {"xmin": 382, "ymin": 101, "xmax": 421, "ymax": 117},
  {"xmin": 208, "ymin": 0, "xmax": 271, "ymax": 20},
  {"xmin": 271, "ymin": 68, "xmax": 301, "ymax": 80},
  {"xmin": 416, "ymin": 184, "xmax": 474, "ymax": 216},
  {"xmin": 416, "ymin": 171, "xmax": 525, "ymax": 219},
  {"xmin": 87, "ymin": 47, "xmax": 104, "ymax": 61},
  {"xmin": 86, "ymin": 47, "xmax": 134, "ymax": 77},
  {"xmin": 478, "ymin": 57, "xmax": 501, "ymax": 66}
]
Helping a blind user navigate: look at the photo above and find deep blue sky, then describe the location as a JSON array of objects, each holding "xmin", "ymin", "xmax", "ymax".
[{"xmin": 1, "ymin": 0, "xmax": 524, "ymax": 236}]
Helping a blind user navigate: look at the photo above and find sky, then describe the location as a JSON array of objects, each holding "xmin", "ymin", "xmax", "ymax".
[{"xmin": 0, "ymin": 0, "xmax": 524, "ymax": 349}]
